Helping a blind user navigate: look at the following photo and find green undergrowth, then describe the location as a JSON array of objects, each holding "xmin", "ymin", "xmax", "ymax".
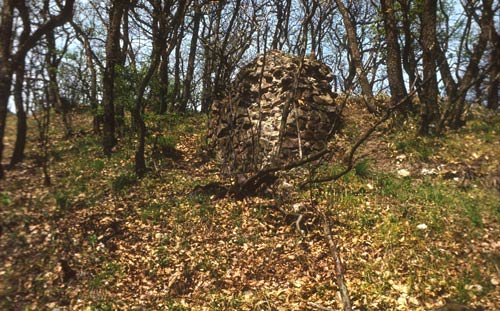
[
  {"xmin": 1, "ymin": 108, "xmax": 499, "ymax": 310},
  {"xmin": 303, "ymin": 110, "xmax": 500, "ymax": 309}
]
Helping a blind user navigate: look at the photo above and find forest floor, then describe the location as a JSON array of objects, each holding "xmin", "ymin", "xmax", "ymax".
[{"xmin": 1, "ymin": 102, "xmax": 499, "ymax": 311}]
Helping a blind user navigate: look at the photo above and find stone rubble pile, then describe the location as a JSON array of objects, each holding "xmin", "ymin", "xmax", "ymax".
[{"xmin": 209, "ymin": 50, "xmax": 341, "ymax": 178}]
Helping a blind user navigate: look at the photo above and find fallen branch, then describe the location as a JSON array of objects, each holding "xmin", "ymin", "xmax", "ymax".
[
  {"xmin": 307, "ymin": 301, "xmax": 339, "ymax": 311},
  {"xmin": 233, "ymin": 147, "xmax": 331, "ymax": 195},
  {"xmin": 322, "ymin": 212, "xmax": 352, "ymax": 311},
  {"xmin": 295, "ymin": 214, "xmax": 305, "ymax": 237},
  {"xmin": 236, "ymin": 75, "xmax": 425, "ymax": 195}
]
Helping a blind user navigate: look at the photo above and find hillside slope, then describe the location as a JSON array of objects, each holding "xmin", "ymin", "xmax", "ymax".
[{"xmin": 1, "ymin": 104, "xmax": 499, "ymax": 310}]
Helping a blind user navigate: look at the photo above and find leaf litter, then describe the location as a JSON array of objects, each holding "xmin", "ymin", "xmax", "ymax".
[{"xmin": 0, "ymin": 107, "xmax": 499, "ymax": 310}]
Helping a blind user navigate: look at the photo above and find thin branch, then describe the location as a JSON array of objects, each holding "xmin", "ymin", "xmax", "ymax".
[
  {"xmin": 70, "ymin": 20, "xmax": 104, "ymax": 69},
  {"xmin": 321, "ymin": 210, "xmax": 352, "ymax": 311},
  {"xmin": 302, "ymin": 77, "xmax": 424, "ymax": 188},
  {"xmin": 307, "ymin": 301, "xmax": 339, "ymax": 311}
]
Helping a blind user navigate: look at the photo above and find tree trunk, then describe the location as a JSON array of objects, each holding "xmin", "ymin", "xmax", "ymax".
[
  {"xmin": 179, "ymin": 0, "xmax": 201, "ymax": 112},
  {"xmin": 380, "ymin": 0, "xmax": 409, "ymax": 109},
  {"xmin": 45, "ymin": 28, "xmax": 72, "ymax": 137},
  {"xmin": 133, "ymin": 0, "xmax": 188, "ymax": 176},
  {"xmin": 271, "ymin": 0, "xmax": 292, "ymax": 50},
  {"xmin": 0, "ymin": 0, "xmax": 74, "ymax": 178},
  {"xmin": 172, "ymin": 27, "xmax": 183, "ymax": 111},
  {"xmin": 486, "ymin": 4, "xmax": 499, "ymax": 110},
  {"xmin": 213, "ymin": 0, "xmax": 241, "ymax": 100},
  {"xmin": 0, "ymin": 0, "xmax": 15, "ymax": 178},
  {"xmin": 0, "ymin": 73, "xmax": 12, "ymax": 179},
  {"xmin": 418, "ymin": 0, "xmax": 439, "ymax": 136},
  {"xmin": 9, "ymin": 0, "xmax": 32, "ymax": 167},
  {"xmin": 85, "ymin": 38, "xmax": 101, "ymax": 133},
  {"xmin": 158, "ymin": 51, "xmax": 170, "ymax": 114},
  {"xmin": 487, "ymin": 39, "xmax": 499, "ymax": 110},
  {"xmin": 434, "ymin": 42, "xmax": 459, "ymax": 134},
  {"xmin": 334, "ymin": 0, "xmax": 376, "ymax": 113},
  {"xmin": 10, "ymin": 62, "xmax": 27, "ymax": 167},
  {"xmin": 450, "ymin": 0, "xmax": 493, "ymax": 127},
  {"xmin": 115, "ymin": 5, "xmax": 130, "ymax": 132},
  {"xmin": 70, "ymin": 21, "xmax": 102, "ymax": 132},
  {"xmin": 102, "ymin": 1, "xmax": 125, "ymax": 156},
  {"xmin": 399, "ymin": 0, "xmax": 420, "ymax": 92}
]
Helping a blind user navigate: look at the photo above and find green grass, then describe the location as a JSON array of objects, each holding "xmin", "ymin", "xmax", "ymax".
[
  {"xmin": 111, "ymin": 172, "xmax": 138, "ymax": 193},
  {"xmin": 88, "ymin": 261, "xmax": 123, "ymax": 290},
  {"xmin": 395, "ymin": 136, "xmax": 440, "ymax": 162},
  {"xmin": 140, "ymin": 201, "xmax": 171, "ymax": 224},
  {"xmin": 89, "ymin": 159, "xmax": 105, "ymax": 171},
  {"xmin": 2, "ymin": 108, "xmax": 498, "ymax": 310},
  {"xmin": 54, "ymin": 191, "xmax": 70, "ymax": 210},
  {"xmin": 354, "ymin": 158, "xmax": 371, "ymax": 177},
  {"xmin": 0, "ymin": 191, "xmax": 11, "ymax": 205}
]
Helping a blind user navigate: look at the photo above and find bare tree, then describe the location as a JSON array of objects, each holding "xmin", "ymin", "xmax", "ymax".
[
  {"xmin": 9, "ymin": 1, "xmax": 30, "ymax": 167},
  {"xmin": 71, "ymin": 20, "xmax": 103, "ymax": 133},
  {"xmin": 0, "ymin": 0, "xmax": 75, "ymax": 178},
  {"xmin": 380, "ymin": 0, "xmax": 409, "ymax": 110},
  {"xmin": 179, "ymin": 0, "xmax": 202, "ymax": 112},
  {"xmin": 333, "ymin": 0, "xmax": 377, "ymax": 113},
  {"xmin": 102, "ymin": 0, "xmax": 126, "ymax": 156},
  {"xmin": 44, "ymin": 20, "xmax": 72, "ymax": 137},
  {"xmin": 115, "ymin": 2, "xmax": 132, "ymax": 132},
  {"xmin": 132, "ymin": 0, "xmax": 189, "ymax": 176},
  {"xmin": 200, "ymin": 0, "xmax": 254, "ymax": 112},
  {"xmin": 435, "ymin": 0, "xmax": 494, "ymax": 132},
  {"xmin": 486, "ymin": 9, "xmax": 499, "ymax": 110},
  {"xmin": 418, "ymin": 0, "xmax": 439, "ymax": 136},
  {"xmin": 270, "ymin": 0, "xmax": 292, "ymax": 50}
]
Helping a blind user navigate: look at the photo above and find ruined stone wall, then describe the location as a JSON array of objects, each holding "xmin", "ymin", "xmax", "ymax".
[{"xmin": 209, "ymin": 50, "xmax": 340, "ymax": 177}]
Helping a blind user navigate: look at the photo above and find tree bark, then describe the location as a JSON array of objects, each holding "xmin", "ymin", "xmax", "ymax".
[
  {"xmin": 115, "ymin": 4, "xmax": 131, "ymax": 132},
  {"xmin": 0, "ymin": 1, "xmax": 15, "ymax": 178},
  {"xmin": 102, "ymin": 1, "xmax": 125, "ymax": 156},
  {"xmin": 418, "ymin": 0, "xmax": 439, "ymax": 136},
  {"xmin": 9, "ymin": 62, "xmax": 27, "ymax": 167},
  {"xmin": 487, "ymin": 27, "xmax": 499, "ymax": 110},
  {"xmin": 380, "ymin": 0, "xmax": 409, "ymax": 109},
  {"xmin": 271, "ymin": 0, "xmax": 292, "ymax": 50},
  {"xmin": 133, "ymin": 0, "xmax": 188, "ymax": 176},
  {"xmin": 8, "ymin": 0, "xmax": 31, "ymax": 167},
  {"xmin": 172, "ymin": 27, "xmax": 183, "ymax": 111},
  {"xmin": 399, "ymin": 0, "xmax": 420, "ymax": 92},
  {"xmin": 334, "ymin": 0, "xmax": 376, "ymax": 113},
  {"xmin": 179, "ymin": 0, "xmax": 201, "ymax": 112},
  {"xmin": 158, "ymin": 50, "xmax": 170, "ymax": 114},
  {"xmin": 484, "ymin": 0, "xmax": 499, "ymax": 111},
  {"xmin": 0, "ymin": 0, "xmax": 74, "ymax": 178}
]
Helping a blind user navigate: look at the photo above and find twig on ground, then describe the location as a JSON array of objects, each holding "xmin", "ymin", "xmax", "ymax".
[
  {"xmin": 307, "ymin": 301, "xmax": 339, "ymax": 311},
  {"xmin": 322, "ymin": 212, "xmax": 353, "ymax": 311},
  {"xmin": 295, "ymin": 214, "xmax": 305, "ymax": 237}
]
